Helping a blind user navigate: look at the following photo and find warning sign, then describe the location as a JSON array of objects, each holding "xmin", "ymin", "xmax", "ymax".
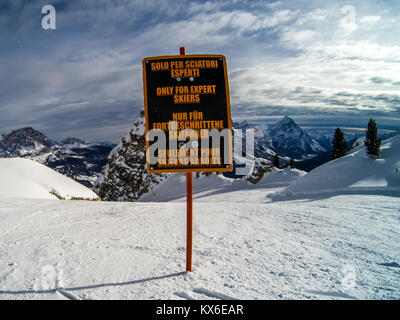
[{"xmin": 143, "ymin": 54, "xmax": 233, "ymax": 173}]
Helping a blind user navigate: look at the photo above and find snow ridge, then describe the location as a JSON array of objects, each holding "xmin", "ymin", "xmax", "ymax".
[{"xmin": 268, "ymin": 135, "xmax": 400, "ymax": 201}]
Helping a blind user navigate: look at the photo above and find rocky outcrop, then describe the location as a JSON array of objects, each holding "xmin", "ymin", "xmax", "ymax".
[
  {"xmin": 247, "ymin": 158, "xmax": 273, "ymax": 184},
  {"xmin": 95, "ymin": 110, "xmax": 168, "ymax": 201}
]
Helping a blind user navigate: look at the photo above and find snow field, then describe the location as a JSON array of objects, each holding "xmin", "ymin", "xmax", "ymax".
[{"xmin": 0, "ymin": 190, "xmax": 399, "ymax": 300}]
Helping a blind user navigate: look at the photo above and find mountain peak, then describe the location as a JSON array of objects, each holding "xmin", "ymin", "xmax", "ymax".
[
  {"xmin": 8, "ymin": 127, "xmax": 45, "ymax": 137},
  {"xmin": 2, "ymin": 127, "xmax": 54, "ymax": 153},
  {"xmin": 270, "ymin": 116, "xmax": 300, "ymax": 134},
  {"xmin": 278, "ymin": 116, "xmax": 296, "ymax": 126},
  {"xmin": 268, "ymin": 116, "xmax": 325, "ymax": 158}
]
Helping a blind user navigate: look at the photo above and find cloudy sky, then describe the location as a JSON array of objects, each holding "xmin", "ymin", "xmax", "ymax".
[{"xmin": 0, "ymin": 0, "xmax": 399, "ymax": 141}]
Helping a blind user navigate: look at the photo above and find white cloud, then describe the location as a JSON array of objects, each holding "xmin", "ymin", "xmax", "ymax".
[
  {"xmin": 281, "ymin": 28, "xmax": 315, "ymax": 46},
  {"xmin": 359, "ymin": 15, "xmax": 381, "ymax": 25},
  {"xmin": 1, "ymin": 0, "xmax": 399, "ymax": 139},
  {"xmin": 225, "ymin": 2, "xmax": 400, "ymax": 123},
  {"xmin": 295, "ymin": 8, "xmax": 327, "ymax": 26},
  {"xmin": 266, "ymin": 1, "xmax": 281, "ymax": 9}
]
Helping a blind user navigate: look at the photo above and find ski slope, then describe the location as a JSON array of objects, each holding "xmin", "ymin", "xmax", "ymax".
[
  {"xmin": 0, "ymin": 158, "xmax": 99, "ymax": 200},
  {"xmin": 0, "ymin": 140, "xmax": 399, "ymax": 300},
  {"xmin": 0, "ymin": 177, "xmax": 399, "ymax": 299}
]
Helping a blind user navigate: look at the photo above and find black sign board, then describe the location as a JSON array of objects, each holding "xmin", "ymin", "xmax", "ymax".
[{"xmin": 142, "ymin": 54, "xmax": 233, "ymax": 173}]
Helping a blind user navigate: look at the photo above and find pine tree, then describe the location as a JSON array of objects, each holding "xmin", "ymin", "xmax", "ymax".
[
  {"xmin": 289, "ymin": 158, "xmax": 295, "ymax": 169},
  {"xmin": 364, "ymin": 118, "xmax": 381, "ymax": 156},
  {"xmin": 273, "ymin": 154, "xmax": 280, "ymax": 168},
  {"xmin": 332, "ymin": 127, "xmax": 347, "ymax": 159}
]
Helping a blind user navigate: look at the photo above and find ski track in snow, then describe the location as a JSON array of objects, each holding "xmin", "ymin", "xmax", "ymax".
[{"xmin": 192, "ymin": 288, "xmax": 238, "ymax": 300}]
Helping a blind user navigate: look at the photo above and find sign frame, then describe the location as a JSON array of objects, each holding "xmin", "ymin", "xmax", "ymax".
[{"xmin": 142, "ymin": 54, "xmax": 233, "ymax": 174}]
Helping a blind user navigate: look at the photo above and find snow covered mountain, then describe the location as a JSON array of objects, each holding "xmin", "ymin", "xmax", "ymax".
[
  {"xmin": 268, "ymin": 135, "xmax": 400, "ymax": 201},
  {"xmin": 0, "ymin": 127, "xmax": 114, "ymax": 189},
  {"xmin": 304, "ymin": 128, "xmax": 361, "ymax": 151},
  {"xmin": 0, "ymin": 127, "xmax": 54, "ymax": 157},
  {"xmin": 268, "ymin": 116, "xmax": 325, "ymax": 159},
  {"xmin": 233, "ymin": 116, "xmax": 325, "ymax": 163},
  {"xmin": 0, "ymin": 158, "xmax": 99, "ymax": 200},
  {"xmin": 233, "ymin": 116, "xmax": 396, "ymax": 171}
]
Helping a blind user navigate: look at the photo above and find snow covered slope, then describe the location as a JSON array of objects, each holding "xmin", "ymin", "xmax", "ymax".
[
  {"xmin": 0, "ymin": 158, "xmax": 99, "ymax": 200},
  {"xmin": 139, "ymin": 173, "xmax": 232, "ymax": 202},
  {"xmin": 0, "ymin": 180, "xmax": 398, "ymax": 300},
  {"xmin": 268, "ymin": 135, "xmax": 400, "ymax": 201},
  {"xmin": 139, "ymin": 168, "xmax": 306, "ymax": 202}
]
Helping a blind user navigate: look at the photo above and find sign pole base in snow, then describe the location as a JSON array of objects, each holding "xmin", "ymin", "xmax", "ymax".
[{"xmin": 179, "ymin": 46, "xmax": 193, "ymax": 273}]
